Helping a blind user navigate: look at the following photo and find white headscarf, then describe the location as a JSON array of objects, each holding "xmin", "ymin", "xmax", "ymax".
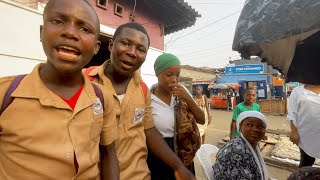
[
  {"xmin": 236, "ymin": 111, "xmax": 267, "ymax": 132},
  {"xmin": 236, "ymin": 111, "xmax": 269, "ymax": 180}
]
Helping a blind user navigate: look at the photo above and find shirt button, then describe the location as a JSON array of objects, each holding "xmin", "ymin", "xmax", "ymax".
[{"xmin": 65, "ymin": 152, "xmax": 72, "ymax": 159}]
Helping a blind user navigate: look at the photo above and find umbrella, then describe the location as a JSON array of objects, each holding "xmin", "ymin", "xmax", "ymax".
[
  {"xmin": 232, "ymin": 0, "xmax": 320, "ymax": 84},
  {"xmin": 286, "ymin": 31, "xmax": 320, "ymax": 84}
]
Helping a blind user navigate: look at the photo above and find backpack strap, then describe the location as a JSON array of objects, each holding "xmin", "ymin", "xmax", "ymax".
[
  {"xmin": 0, "ymin": 74, "xmax": 27, "ymax": 115},
  {"xmin": 91, "ymin": 83, "xmax": 104, "ymax": 110},
  {"xmin": 84, "ymin": 66, "xmax": 98, "ymax": 81},
  {"xmin": 140, "ymin": 81, "xmax": 148, "ymax": 103},
  {"xmin": 84, "ymin": 66, "xmax": 105, "ymax": 109}
]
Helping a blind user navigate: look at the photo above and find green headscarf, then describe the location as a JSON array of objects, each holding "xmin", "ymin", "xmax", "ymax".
[{"xmin": 154, "ymin": 53, "xmax": 181, "ymax": 75}]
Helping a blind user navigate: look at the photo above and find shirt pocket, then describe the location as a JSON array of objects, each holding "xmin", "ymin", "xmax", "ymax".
[
  {"xmin": 90, "ymin": 121, "xmax": 103, "ymax": 163},
  {"xmin": 129, "ymin": 104, "xmax": 145, "ymax": 124}
]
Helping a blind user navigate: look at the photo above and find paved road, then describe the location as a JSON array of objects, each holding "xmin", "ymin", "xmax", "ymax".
[{"xmin": 202, "ymin": 109, "xmax": 292, "ymax": 180}]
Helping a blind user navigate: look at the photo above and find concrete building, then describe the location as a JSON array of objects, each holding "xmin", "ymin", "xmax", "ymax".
[
  {"xmin": 180, "ymin": 65, "xmax": 222, "ymax": 96},
  {"xmin": 216, "ymin": 57, "xmax": 280, "ymax": 100}
]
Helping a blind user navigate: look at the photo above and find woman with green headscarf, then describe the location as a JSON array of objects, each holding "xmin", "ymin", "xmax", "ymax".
[{"xmin": 147, "ymin": 53, "xmax": 205, "ymax": 180}]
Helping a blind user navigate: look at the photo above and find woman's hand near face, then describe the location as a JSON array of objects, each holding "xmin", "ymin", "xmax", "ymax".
[
  {"xmin": 169, "ymin": 84, "xmax": 192, "ymax": 101},
  {"xmin": 170, "ymin": 84, "xmax": 205, "ymax": 124}
]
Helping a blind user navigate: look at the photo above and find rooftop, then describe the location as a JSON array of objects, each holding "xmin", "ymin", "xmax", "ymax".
[{"xmin": 145, "ymin": 0, "xmax": 201, "ymax": 34}]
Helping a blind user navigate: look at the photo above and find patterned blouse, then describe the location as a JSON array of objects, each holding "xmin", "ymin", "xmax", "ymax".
[{"xmin": 213, "ymin": 137, "xmax": 263, "ymax": 180}]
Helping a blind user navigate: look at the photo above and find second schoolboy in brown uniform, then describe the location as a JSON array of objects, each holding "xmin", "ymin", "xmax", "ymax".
[
  {"xmin": 87, "ymin": 23, "xmax": 195, "ymax": 180},
  {"xmin": 0, "ymin": 0, "xmax": 119, "ymax": 179}
]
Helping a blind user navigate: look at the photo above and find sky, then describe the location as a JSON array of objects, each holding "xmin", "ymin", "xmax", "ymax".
[{"xmin": 164, "ymin": 0, "xmax": 246, "ymax": 68}]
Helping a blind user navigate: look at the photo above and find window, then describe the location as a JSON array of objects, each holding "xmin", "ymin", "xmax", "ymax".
[
  {"xmin": 97, "ymin": 0, "xmax": 108, "ymax": 9},
  {"xmin": 114, "ymin": 3, "xmax": 124, "ymax": 17}
]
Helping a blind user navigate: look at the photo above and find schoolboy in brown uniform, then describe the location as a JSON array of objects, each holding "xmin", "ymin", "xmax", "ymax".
[
  {"xmin": 87, "ymin": 23, "xmax": 195, "ymax": 180},
  {"xmin": 0, "ymin": 0, "xmax": 119, "ymax": 179}
]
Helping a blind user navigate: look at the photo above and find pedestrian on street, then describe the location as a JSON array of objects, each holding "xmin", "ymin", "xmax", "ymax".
[
  {"xmin": 226, "ymin": 88, "xmax": 234, "ymax": 110},
  {"xmin": 194, "ymin": 85, "xmax": 212, "ymax": 144},
  {"xmin": 230, "ymin": 87, "xmax": 260, "ymax": 139},
  {"xmin": 288, "ymin": 84, "xmax": 320, "ymax": 167}
]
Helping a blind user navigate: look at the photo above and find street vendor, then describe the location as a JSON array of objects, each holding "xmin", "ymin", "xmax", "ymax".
[{"xmin": 213, "ymin": 111, "xmax": 268, "ymax": 180}]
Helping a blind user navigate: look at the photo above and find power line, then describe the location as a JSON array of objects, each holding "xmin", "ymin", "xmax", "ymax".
[
  {"xmin": 181, "ymin": 49, "xmax": 239, "ymax": 64},
  {"xmin": 176, "ymin": 43, "xmax": 232, "ymax": 57},
  {"xmin": 167, "ymin": 18, "xmax": 236, "ymax": 48},
  {"xmin": 165, "ymin": 10, "xmax": 241, "ymax": 45},
  {"xmin": 165, "ymin": 29, "xmax": 186, "ymax": 50}
]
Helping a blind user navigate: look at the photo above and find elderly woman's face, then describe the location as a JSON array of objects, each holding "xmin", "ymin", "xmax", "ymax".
[
  {"xmin": 240, "ymin": 117, "xmax": 266, "ymax": 144},
  {"xmin": 157, "ymin": 65, "xmax": 180, "ymax": 92}
]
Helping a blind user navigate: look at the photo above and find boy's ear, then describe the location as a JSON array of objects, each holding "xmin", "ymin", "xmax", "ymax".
[
  {"xmin": 108, "ymin": 39, "xmax": 114, "ymax": 52},
  {"xmin": 94, "ymin": 40, "xmax": 101, "ymax": 55}
]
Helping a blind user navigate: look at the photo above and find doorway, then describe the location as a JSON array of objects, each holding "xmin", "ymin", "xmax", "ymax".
[{"xmin": 85, "ymin": 33, "xmax": 112, "ymax": 68}]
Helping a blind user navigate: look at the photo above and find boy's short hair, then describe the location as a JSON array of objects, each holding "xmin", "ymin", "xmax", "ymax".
[
  {"xmin": 44, "ymin": 0, "xmax": 101, "ymax": 35},
  {"xmin": 113, "ymin": 22, "xmax": 150, "ymax": 47},
  {"xmin": 244, "ymin": 87, "xmax": 256, "ymax": 95}
]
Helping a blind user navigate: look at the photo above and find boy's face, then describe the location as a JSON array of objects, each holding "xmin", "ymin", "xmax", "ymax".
[
  {"xmin": 109, "ymin": 27, "xmax": 149, "ymax": 77},
  {"xmin": 244, "ymin": 89, "xmax": 256, "ymax": 104},
  {"xmin": 41, "ymin": 0, "xmax": 100, "ymax": 73}
]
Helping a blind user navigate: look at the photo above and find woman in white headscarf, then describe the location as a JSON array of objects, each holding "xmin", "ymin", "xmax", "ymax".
[{"xmin": 213, "ymin": 111, "xmax": 268, "ymax": 180}]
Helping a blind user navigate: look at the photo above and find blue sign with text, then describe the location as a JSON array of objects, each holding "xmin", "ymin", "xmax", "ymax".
[{"xmin": 225, "ymin": 64, "xmax": 264, "ymax": 74}]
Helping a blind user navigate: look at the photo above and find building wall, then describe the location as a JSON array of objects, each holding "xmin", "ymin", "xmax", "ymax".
[
  {"xmin": 0, "ymin": 0, "xmax": 163, "ymax": 80},
  {"xmin": 0, "ymin": 0, "xmax": 46, "ymax": 77},
  {"xmin": 180, "ymin": 68, "xmax": 215, "ymax": 82},
  {"xmin": 88, "ymin": 0, "xmax": 164, "ymax": 50}
]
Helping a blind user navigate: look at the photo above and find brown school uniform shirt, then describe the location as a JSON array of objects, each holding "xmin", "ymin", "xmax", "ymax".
[
  {"xmin": 87, "ymin": 60, "xmax": 154, "ymax": 180},
  {"xmin": 0, "ymin": 64, "xmax": 117, "ymax": 180}
]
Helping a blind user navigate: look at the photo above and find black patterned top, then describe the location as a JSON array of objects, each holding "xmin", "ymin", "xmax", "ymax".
[{"xmin": 213, "ymin": 137, "xmax": 263, "ymax": 180}]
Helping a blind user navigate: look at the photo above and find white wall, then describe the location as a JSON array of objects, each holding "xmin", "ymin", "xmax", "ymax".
[{"xmin": 0, "ymin": 0, "xmax": 46, "ymax": 77}]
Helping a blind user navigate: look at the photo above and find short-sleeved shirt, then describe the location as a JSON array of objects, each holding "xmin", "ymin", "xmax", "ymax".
[
  {"xmin": 232, "ymin": 102, "xmax": 260, "ymax": 137},
  {"xmin": 0, "ymin": 64, "xmax": 117, "ymax": 180},
  {"xmin": 287, "ymin": 85, "xmax": 320, "ymax": 158},
  {"xmin": 150, "ymin": 84, "xmax": 192, "ymax": 138},
  {"xmin": 87, "ymin": 60, "xmax": 154, "ymax": 180}
]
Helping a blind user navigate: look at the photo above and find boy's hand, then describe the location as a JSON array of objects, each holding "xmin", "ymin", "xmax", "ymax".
[
  {"xmin": 174, "ymin": 166, "xmax": 196, "ymax": 180},
  {"xmin": 289, "ymin": 121, "xmax": 299, "ymax": 145},
  {"xmin": 290, "ymin": 131, "xmax": 299, "ymax": 145},
  {"xmin": 170, "ymin": 84, "xmax": 191, "ymax": 101}
]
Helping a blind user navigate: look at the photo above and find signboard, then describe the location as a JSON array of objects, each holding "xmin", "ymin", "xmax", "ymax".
[
  {"xmin": 225, "ymin": 64, "xmax": 264, "ymax": 74},
  {"xmin": 272, "ymin": 77, "xmax": 285, "ymax": 86}
]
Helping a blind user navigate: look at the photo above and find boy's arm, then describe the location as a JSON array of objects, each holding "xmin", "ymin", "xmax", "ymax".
[
  {"xmin": 230, "ymin": 107, "xmax": 239, "ymax": 139},
  {"xmin": 144, "ymin": 86, "xmax": 195, "ymax": 180},
  {"xmin": 287, "ymin": 88, "xmax": 299, "ymax": 145},
  {"xmin": 230, "ymin": 120, "xmax": 236, "ymax": 140},
  {"xmin": 289, "ymin": 121, "xmax": 299, "ymax": 145},
  {"xmin": 101, "ymin": 142, "xmax": 119, "ymax": 180},
  {"xmin": 145, "ymin": 128, "xmax": 195, "ymax": 180},
  {"xmin": 100, "ymin": 94, "xmax": 119, "ymax": 179}
]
